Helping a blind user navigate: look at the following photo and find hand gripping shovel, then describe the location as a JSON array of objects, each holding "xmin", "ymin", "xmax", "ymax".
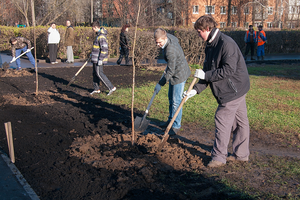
[
  {"xmin": 9, "ymin": 47, "xmax": 34, "ymax": 63},
  {"xmin": 134, "ymin": 91, "xmax": 157, "ymax": 133},
  {"xmin": 67, "ymin": 55, "xmax": 91, "ymax": 86},
  {"xmin": 158, "ymin": 77, "xmax": 198, "ymax": 151}
]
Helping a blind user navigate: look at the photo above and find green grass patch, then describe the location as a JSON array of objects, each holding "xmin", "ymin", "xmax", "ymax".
[{"xmin": 101, "ymin": 64, "xmax": 300, "ymax": 135}]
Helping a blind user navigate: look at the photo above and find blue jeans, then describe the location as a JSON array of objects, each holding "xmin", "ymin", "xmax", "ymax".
[
  {"xmin": 168, "ymin": 81, "xmax": 185, "ymax": 129},
  {"xmin": 16, "ymin": 46, "xmax": 35, "ymax": 69}
]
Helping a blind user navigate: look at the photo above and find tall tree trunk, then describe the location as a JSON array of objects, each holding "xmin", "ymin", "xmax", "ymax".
[{"xmin": 227, "ymin": 0, "xmax": 232, "ymax": 27}]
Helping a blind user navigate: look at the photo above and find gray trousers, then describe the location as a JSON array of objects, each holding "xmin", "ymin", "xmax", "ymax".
[
  {"xmin": 211, "ymin": 94, "xmax": 250, "ymax": 163},
  {"xmin": 66, "ymin": 46, "xmax": 74, "ymax": 62},
  {"xmin": 92, "ymin": 63, "xmax": 114, "ymax": 91}
]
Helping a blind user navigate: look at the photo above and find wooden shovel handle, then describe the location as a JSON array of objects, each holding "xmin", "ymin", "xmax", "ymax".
[{"xmin": 158, "ymin": 77, "xmax": 198, "ymax": 150}]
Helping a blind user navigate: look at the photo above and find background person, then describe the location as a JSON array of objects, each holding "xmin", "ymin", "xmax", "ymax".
[
  {"xmin": 244, "ymin": 25, "xmax": 256, "ymax": 60},
  {"xmin": 257, "ymin": 25, "xmax": 267, "ymax": 60},
  {"xmin": 184, "ymin": 15, "xmax": 250, "ymax": 168},
  {"xmin": 48, "ymin": 23, "xmax": 60, "ymax": 64},
  {"xmin": 65, "ymin": 20, "xmax": 75, "ymax": 63},
  {"xmin": 90, "ymin": 21, "xmax": 116, "ymax": 96},
  {"xmin": 154, "ymin": 28, "xmax": 191, "ymax": 135},
  {"xmin": 117, "ymin": 24, "xmax": 130, "ymax": 65},
  {"xmin": 9, "ymin": 37, "xmax": 35, "ymax": 70}
]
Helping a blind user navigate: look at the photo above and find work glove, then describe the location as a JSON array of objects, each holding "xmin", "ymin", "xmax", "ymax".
[
  {"xmin": 25, "ymin": 49, "xmax": 31, "ymax": 53},
  {"xmin": 183, "ymin": 89, "xmax": 197, "ymax": 102},
  {"xmin": 11, "ymin": 57, "xmax": 16, "ymax": 63},
  {"xmin": 194, "ymin": 69, "xmax": 205, "ymax": 80},
  {"xmin": 97, "ymin": 60, "xmax": 103, "ymax": 66},
  {"xmin": 154, "ymin": 83, "xmax": 161, "ymax": 94}
]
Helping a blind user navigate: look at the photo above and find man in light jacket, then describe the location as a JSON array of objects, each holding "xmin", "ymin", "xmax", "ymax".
[
  {"xmin": 48, "ymin": 23, "xmax": 60, "ymax": 64},
  {"xmin": 65, "ymin": 20, "xmax": 75, "ymax": 63}
]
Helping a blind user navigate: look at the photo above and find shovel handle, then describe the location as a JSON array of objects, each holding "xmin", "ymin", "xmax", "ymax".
[
  {"xmin": 138, "ymin": 91, "xmax": 157, "ymax": 128},
  {"xmin": 158, "ymin": 77, "xmax": 198, "ymax": 150}
]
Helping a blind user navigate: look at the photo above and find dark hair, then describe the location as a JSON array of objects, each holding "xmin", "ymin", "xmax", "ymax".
[
  {"xmin": 121, "ymin": 24, "xmax": 130, "ymax": 33},
  {"xmin": 92, "ymin": 21, "xmax": 100, "ymax": 28},
  {"xmin": 249, "ymin": 25, "xmax": 253, "ymax": 28},
  {"xmin": 258, "ymin": 25, "xmax": 263, "ymax": 28},
  {"xmin": 9, "ymin": 37, "xmax": 17, "ymax": 44},
  {"xmin": 154, "ymin": 28, "xmax": 167, "ymax": 40},
  {"xmin": 194, "ymin": 15, "xmax": 217, "ymax": 31}
]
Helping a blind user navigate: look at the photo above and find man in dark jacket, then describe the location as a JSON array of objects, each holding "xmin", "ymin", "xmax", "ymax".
[
  {"xmin": 184, "ymin": 15, "xmax": 250, "ymax": 168},
  {"xmin": 9, "ymin": 37, "xmax": 35, "ymax": 70},
  {"xmin": 90, "ymin": 21, "xmax": 116, "ymax": 96},
  {"xmin": 154, "ymin": 28, "xmax": 191, "ymax": 135},
  {"xmin": 65, "ymin": 20, "xmax": 75, "ymax": 63},
  {"xmin": 244, "ymin": 25, "xmax": 256, "ymax": 60}
]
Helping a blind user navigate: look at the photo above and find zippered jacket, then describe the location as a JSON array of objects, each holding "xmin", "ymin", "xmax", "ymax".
[
  {"xmin": 193, "ymin": 28, "xmax": 250, "ymax": 104},
  {"xmin": 91, "ymin": 28, "xmax": 108, "ymax": 65},
  {"xmin": 158, "ymin": 34, "xmax": 191, "ymax": 86},
  {"xmin": 257, "ymin": 30, "xmax": 267, "ymax": 46},
  {"xmin": 244, "ymin": 30, "xmax": 256, "ymax": 43}
]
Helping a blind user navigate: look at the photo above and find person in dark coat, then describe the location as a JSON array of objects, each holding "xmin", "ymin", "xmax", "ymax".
[
  {"xmin": 117, "ymin": 24, "xmax": 130, "ymax": 65},
  {"xmin": 184, "ymin": 15, "xmax": 250, "ymax": 168}
]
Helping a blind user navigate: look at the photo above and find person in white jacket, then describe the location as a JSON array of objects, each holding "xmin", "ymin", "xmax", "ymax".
[{"xmin": 48, "ymin": 23, "xmax": 60, "ymax": 64}]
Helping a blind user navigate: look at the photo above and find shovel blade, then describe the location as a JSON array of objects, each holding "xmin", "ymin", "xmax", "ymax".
[
  {"xmin": 134, "ymin": 116, "xmax": 150, "ymax": 133},
  {"xmin": 1, "ymin": 62, "xmax": 9, "ymax": 70}
]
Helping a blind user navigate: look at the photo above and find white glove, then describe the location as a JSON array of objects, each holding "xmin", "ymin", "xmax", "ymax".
[
  {"xmin": 10, "ymin": 57, "xmax": 16, "ymax": 63},
  {"xmin": 97, "ymin": 60, "xmax": 103, "ymax": 66},
  {"xmin": 25, "ymin": 49, "xmax": 31, "ymax": 53},
  {"xmin": 194, "ymin": 69, "xmax": 205, "ymax": 80},
  {"xmin": 183, "ymin": 89, "xmax": 197, "ymax": 102},
  {"xmin": 154, "ymin": 83, "xmax": 161, "ymax": 94}
]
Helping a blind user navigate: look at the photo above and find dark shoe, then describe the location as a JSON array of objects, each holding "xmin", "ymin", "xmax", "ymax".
[
  {"xmin": 169, "ymin": 127, "xmax": 180, "ymax": 136},
  {"xmin": 207, "ymin": 160, "xmax": 225, "ymax": 168},
  {"xmin": 66, "ymin": 61, "xmax": 73, "ymax": 63},
  {"xmin": 107, "ymin": 87, "xmax": 116, "ymax": 96},
  {"xmin": 262, "ymin": 56, "xmax": 264, "ymax": 60},
  {"xmin": 251, "ymin": 57, "xmax": 255, "ymax": 60},
  {"xmin": 159, "ymin": 121, "xmax": 170, "ymax": 128},
  {"xmin": 227, "ymin": 155, "xmax": 248, "ymax": 162}
]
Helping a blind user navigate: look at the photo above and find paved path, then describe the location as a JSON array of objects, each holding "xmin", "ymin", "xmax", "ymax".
[{"xmin": 0, "ymin": 52, "xmax": 299, "ymax": 199}]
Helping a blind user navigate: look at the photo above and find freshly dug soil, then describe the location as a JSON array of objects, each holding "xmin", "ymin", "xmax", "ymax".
[{"xmin": 0, "ymin": 66, "xmax": 299, "ymax": 200}]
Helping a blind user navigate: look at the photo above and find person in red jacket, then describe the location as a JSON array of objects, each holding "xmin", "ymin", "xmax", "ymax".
[{"xmin": 257, "ymin": 25, "xmax": 267, "ymax": 60}]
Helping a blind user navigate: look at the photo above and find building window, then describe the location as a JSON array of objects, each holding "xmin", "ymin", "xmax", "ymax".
[
  {"xmin": 267, "ymin": 22, "xmax": 272, "ymax": 28},
  {"xmin": 193, "ymin": 5, "xmax": 199, "ymax": 14},
  {"xmin": 231, "ymin": 22, "xmax": 237, "ymax": 27},
  {"xmin": 244, "ymin": 22, "xmax": 249, "ymax": 28},
  {"xmin": 167, "ymin": 12, "xmax": 173, "ymax": 19},
  {"xmin": 220, "ymin": 22, "xmax": 226, "ymax": 28},
  {"xmin": 244, "ymin": 7, "xmax": 249, "ymax": 15},
  {"xmin": 220, "ymin": 6, "xmax": 226, "ymax": 15},
  {"xmin": 205, "ymin": 6, "xmax": 215, "ymax": 14},
  {"xmin": 157, "ymin": 7, "xmax": 165, "ymax": 14},
  {"xmin": 289, "ymin": 6, "xmax": 298, "ymax": 14},
  {"xmin": 268, "ymin": 7, "xmax": 273, "ymax": 15},
  {"xmin": 232, "ymin": 6, "xmax": 237, "ymax": 15}
]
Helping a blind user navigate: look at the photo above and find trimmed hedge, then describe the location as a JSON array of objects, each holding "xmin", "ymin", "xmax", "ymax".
[{"xmin": 1, "ymin": 26, "xmax": 299, "ymax": 65}]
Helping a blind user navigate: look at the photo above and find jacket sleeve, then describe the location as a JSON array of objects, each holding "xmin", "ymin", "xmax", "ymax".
[
  {"xmin": 98, "ymin": 35, "xmax": 108, "ymax": 62},
  {"xmin": 158, "ymin": 48, "xmax": 176, "ymax": 86}
]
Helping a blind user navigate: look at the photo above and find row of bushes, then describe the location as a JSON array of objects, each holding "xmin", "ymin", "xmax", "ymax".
[{"xmin": 0, "ymin": 26, "xmax": 300, "ymax": 66}]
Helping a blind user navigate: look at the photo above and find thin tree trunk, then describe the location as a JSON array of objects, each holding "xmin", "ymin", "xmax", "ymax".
[
  {"xmin": 131, "ymin": 0, "xmax": 141, "ymax": 146},
  {"xmin": 31, "ymin": 0, "xmax": 38, "ymax": 94}
]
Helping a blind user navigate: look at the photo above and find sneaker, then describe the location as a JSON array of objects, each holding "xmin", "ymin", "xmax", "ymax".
[
  {"xmin": 51, "ymin": 62, "xmax": 56, "ymax": 64},
  {"xmin": 90, "ymin": 90, "xmax": 101, "ymax": 95},
  {"xmin": 55, "ymin": 61, "xmax": 58, "ymax": 64},
  {"xmin": 66, "ymin": 61, "xmax": 73, "ymax": 63},
  {"xmin": 107, "ymin": 87, "xmax": 116, "ymax": 96},
  {"xmin": 17, "ymin": 67, "xmax": 22, "ymax": 70},
  {"xmin": 227, "ymin": 155, "xmax": 248, "ymax": 162},
  {"xmin": 207, "ymin": 160, "xmax": 225, "ymax": 168}
]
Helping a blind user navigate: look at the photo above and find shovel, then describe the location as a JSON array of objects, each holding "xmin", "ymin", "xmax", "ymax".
[
  {"xmin": 1, "ymin": 47, "xmax": 34, "ymax": 70},
  {"xmin": 67, "ymin": 56, "xmax": 91, "ymax": 86},
  {"xmin": 158, "ymin": 77, "xmax": 198, "ymax": 151},
  {"xmin": 134, "ymin": 91, "xmax": 157, "ymax": 133}
]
